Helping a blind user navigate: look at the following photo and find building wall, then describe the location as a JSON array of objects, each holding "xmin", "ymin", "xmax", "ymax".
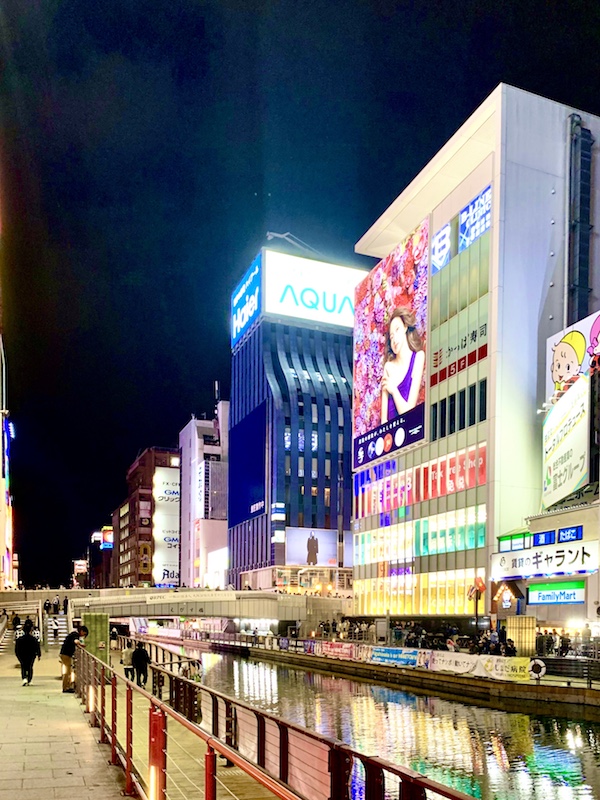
[
  {"xmin": 352, "ymin": 84, "xmax": 600, "ymax": 619},
  {"xmin": 228, "ymin": 319, "xmax": 353, "ymax": 588}
]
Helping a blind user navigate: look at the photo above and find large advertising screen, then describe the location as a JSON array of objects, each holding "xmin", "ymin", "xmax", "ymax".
[
  {"xmin": 542, "ymin": 371, "xmax": 589, "ymax": 509},
  {"xmin": 545, "ymin": 307, "xmax": 600, "ymax": 399},
  {"xmin": 285, "ymin": 526, "xmax": 338, "ymax": 566},
  {"xmin": 152, "ymin": 466, "xmax": 180, "ymax": 587},
  {"xmin": 263, "ymin": 250, "xmax": 365, "ymax": 329},
  {"xmin": 231, "ymin": 253, "xmax": 262, "ymax": 348},
  {"xmin": 228, "ymin": 402, "xmax": 267, "ymax": 527},
  {"xmin": 353, "ymin": 220, "xmax": 429, "ymax": 468}
]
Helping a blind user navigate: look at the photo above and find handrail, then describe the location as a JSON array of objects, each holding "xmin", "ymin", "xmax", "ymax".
[{"xmin": 112, "ymin": 634, "xmax": 477, "ymax": 800}]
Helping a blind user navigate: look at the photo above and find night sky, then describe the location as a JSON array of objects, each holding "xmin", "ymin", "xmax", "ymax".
[{"xmin": 2, "ymin": 1, "xmax": 600, "ymax": 586}]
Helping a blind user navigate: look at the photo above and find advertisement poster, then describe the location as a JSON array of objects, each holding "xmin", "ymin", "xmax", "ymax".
[
  {"xmin": 474, "ymin": 655, "xmax": 530, "ymax": 683},
  {"xmin": 353, "ymin": 220, "xmax": 429, "ymax": 469},
  {"xmin": 231, "ymin": 253, "xmax": 262, "ymax": 347},
  {"xmin": 322, "ymin": 641, "xmax": 355, "ymax": 660},
  {"xmin": 545, "ymin": 307, "xmax": 600, "ymax": 399},
  {"xmin": 228, "ymin": 402, "xmax": 267, "ymax": 527},
  {"xmin": 285, "ymin": 527, "xmax": 338, "ymax": 566},
  {"xmin": 152, "ymin": 466, "xmax": 180, "ymax": 587},
  {"xmin": 542, "ymin": 372, "xmax": 589, "ymax": 509},
  {"xmin": 429, "ymin": 650, "xmax": 478, "ymax": 675},
  {"xmin": 491, "ymin": 539, "xmax": 598, "ymax": 581},
  {"xmin": 370, "ymin": 647, "xmax": 423, "ymax": 667}
]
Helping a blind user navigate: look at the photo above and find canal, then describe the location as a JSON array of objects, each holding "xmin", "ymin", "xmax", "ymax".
[{"xmin": 192, "ymin": 649, "xmax": 600, "ymax": 800}]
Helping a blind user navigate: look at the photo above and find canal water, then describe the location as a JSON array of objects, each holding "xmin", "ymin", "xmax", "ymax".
[{"xmin": 194, "ymin": 650, "xmax": 600, "ymax": 800}]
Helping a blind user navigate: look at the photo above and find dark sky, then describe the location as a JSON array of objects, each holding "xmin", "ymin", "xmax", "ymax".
[{"xmin": 1, "ymin": 1, "xmax": 600, "ymax": 586}]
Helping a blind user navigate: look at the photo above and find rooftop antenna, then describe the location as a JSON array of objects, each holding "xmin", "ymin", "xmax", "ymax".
[{"xmin": 265, "ymin": 231, "xmax": 323, "ymax": 258}]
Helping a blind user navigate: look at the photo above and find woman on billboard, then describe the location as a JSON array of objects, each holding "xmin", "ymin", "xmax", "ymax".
[{"xmin": 381, "ymin": 307, "xmax": 425, "ymax": 422}]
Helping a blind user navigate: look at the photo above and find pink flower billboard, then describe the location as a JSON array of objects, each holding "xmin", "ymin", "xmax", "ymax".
[{"xmin": 353, "ymin": 219, "xmax": 428, "ymax": 468}]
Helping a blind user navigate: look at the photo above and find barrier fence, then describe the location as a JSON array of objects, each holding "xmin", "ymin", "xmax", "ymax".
[
  {"xmin": 81, "ymin": 642, "xmax": 476, "ymax": 800},
  {"xmin": 177, "ymin": 629, "xmax": 600, "ymax": 687}
]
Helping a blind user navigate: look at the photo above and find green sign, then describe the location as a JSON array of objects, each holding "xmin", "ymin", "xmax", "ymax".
[{"xmin": 528, "ymin": 580, "xmax": 585, "ymax": 605}]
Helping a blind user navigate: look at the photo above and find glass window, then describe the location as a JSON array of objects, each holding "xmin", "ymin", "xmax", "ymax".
[
  {"xmin": 430, "ymin": 273, "xmax": 440, "ymax": 331},
  {"xmin": 479, "ymin": 379, "xmax": 487, "ymax": 422},
  {"xmin": 449, "ymin": 394, "xmax": 456, "ymax": 435},
  {"xmin": 431, "ymin": 403, "xmax": 438, "ymax": 441},
  {"xmin": 459, "ymin": 251, "xmax": 469, "ymax": 311},
  {"xmin": 468, "ymin": 384, "xmax": 476, "ymax": 426},
  {"xmin": 448, "ymin": 256, "xmax": 459, "ymax": 319},
  {"xmin": 479, "ymin": 231, "xmax": 490, "ymax": 296},
  {"xmin": 458, "ymin": 389, "xmax": 466, "ymax": 430},
  {"xmin": 469, "ymin": 239, "xmax": 480, "ymax": 304},
  {"xmin": 440, "ymin": 398, "xmax": 447, "ymax": 438},
  {"xmin": 440, "ymin": 265, "xmax": 449, "ymax": 324},
  {"xmin": 499, "ymin": 538, "xmax": 511, "ymax": 552}
]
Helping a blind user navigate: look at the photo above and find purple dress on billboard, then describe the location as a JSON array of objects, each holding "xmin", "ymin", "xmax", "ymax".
[{"xmin": 387, "ymin": 350, "xmax": 417, "ymax": 421}]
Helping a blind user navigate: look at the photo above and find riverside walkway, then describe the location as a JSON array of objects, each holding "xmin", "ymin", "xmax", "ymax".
[{"xmin": 0, "ymin": 632, "xmax": 126, "ymax": 800}]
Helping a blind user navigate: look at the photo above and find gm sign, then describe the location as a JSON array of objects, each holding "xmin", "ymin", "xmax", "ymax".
[
  {"xmin": 231, "ymin": 254, "xmax": 262, "ymax": 347},
  {"xmin": 263, "ymin": 250, "xmax": 365, "ymax": 329}
]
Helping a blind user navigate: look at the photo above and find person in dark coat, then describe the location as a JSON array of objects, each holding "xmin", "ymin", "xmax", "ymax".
[
  {"xmin": 60, "ymin": 625, "xmax": 89, "ymax": 692},
  {"xmin": 131, "ymin": 642, "xmax": 151, "ymax": 687},
  {"xmin": 15, "ymin": 621, "xmax": 41, "ymax": 685}
]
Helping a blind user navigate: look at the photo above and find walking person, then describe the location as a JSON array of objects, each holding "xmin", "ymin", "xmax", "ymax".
[
  {"xmin": 60, "ymin": 625, "xmax": 88, "ymax": 693},
  {"xmin": 15, "ymin": 620, "xmax": 41, "ymax": 686},
  {"xmin": 51, "ymin": 617, "xmax": 60, "ymax": 644},
  {"xmin": 62, "ymin": 596, "xmax": 69, "ymax": 616},
  {"xmin": 52, "ymin": 595, "xmax": 60, "ymax": 615},
  {"xmin": 131, "ymin": 642, "xmax": 151, "ymax": 687},
  {"xmin": 121, "ymin": 641, "xmax": 135, "ymax": 681}
]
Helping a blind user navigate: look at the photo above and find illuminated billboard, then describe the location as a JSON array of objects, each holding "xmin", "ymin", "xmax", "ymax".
[
  {"xmin": 545, "ymin": 307, "xmax": 600, "ymax": 399},
  {"xmin": 542, "ymin": 372, "xmax": 590, "ymax": 509},
  {"xmin": 152, "ymin": 466, "xmax": 180, "ymax": 587},
  {"xmin": 352, "ymin": 220, "xmax": 429, "ymax": 468},
  {"xmin": 263, "ymin": 250, "xmax": 365, "ymax": 329},
  {"xmin": 285, "ymin": 526, "xmax": 338, "ymax": 566},
  {"xmin": 458, "ymin": 185, "xmax": 491, "ymax": 252},
  {"xmin": 231, "ymin": 254, "xmax": 262, "ymax": 347},
  {"xmin": 100, "ymin": 526, "xmax": 114, "ymax": 550}
]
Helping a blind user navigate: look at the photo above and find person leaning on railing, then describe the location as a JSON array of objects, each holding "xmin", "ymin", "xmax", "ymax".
[{"xmin": 60, "ymin": 625, "xmax": 89, "ymax": 693}]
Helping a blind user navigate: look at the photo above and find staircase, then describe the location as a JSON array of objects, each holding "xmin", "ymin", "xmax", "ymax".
[
  {"xmin": 0, "ymin": 628, "xmax": 13, "ymax": 656},
  {"xmin": 46, "ymin": 614, "xmax": 69, "ymax": 648}
]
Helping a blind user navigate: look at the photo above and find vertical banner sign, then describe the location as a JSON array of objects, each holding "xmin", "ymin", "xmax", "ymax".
[
  {"xmin": 542, "ymin": 373, "xmax": 590, "ymax": 509},
  {"xmin": 353, "ymin": 220, "xmax": 429, "ymax": 468},
  {"xmin": 152, "ymin": 466, "xmax": 180, "ymax": 587}
]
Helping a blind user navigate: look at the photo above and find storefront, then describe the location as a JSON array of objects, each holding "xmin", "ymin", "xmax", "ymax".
[{"xmin": 490, "ymin": 504, "xmax": 600, "ymax": 633}]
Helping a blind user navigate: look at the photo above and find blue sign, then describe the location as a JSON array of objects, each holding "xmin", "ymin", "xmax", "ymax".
[
  {"xmin": 533, "ymin": 530, "xmax": 556, "ymax": 547},
  {"xmin": 458, "ymin": 185, "xmax": 492, "ymax": 252},
  {"xmin": 231, "ymin": 254, "xmax": 262, "ymax": 347},
  {"xmin": 431, "ymin": 223, "xmax": 451, "ymax": 273},
  {"xmin": 370, "ymin": 647, "xmax": 420, "ymax": 667},
  {"xmin": 558, "ymin": 525, "xmax": 583, "ymax": 543}
]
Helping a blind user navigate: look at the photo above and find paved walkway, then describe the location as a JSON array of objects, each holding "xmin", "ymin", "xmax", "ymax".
[{"xmin": 0, "ymin": 632, "xmax": 126, "ymax": 800}]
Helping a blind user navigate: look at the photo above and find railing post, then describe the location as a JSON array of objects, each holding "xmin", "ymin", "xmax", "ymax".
[
  {"xmin": 205, "ymin": 744, "xmax": 217, "ymax": 800},
  {"xmin": 329, "ymin": 746, "xmax": 352, "ymax": 800},
  {"xmin": 149, "ymin": 706, "xmax": 167, "ymax": 800},
  {"xmin": 256, "ymin": 713, "xmax": 266, "ymax": 768},
  {"xmin": 100, "ymin": 665, "xmax": 108, "ymax": 743},
  {"xmin": 278, "ymin": 722, "xmax": 289, "ymax": 784},
  {"xmin": 125, "ymin": 683, "xmax": 134, "ymax": 795},
  {"xmin": 110, "ymin": 674, "xmax": 118, "ymax": 765},
  {"xmin": 400, "ymin": 778, "xmax": 426, "ymax": 800}
]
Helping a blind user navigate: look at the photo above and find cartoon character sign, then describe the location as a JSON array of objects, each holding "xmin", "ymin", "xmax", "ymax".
[
  {"xmin": 545, "ymin": 309, "xmax": 600, "ymax": 401},
  {"xmin": 550, "ymin": 330, "xmax": 586, "ymax": 393}
]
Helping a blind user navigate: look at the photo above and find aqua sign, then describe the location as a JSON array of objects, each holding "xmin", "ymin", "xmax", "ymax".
[{"xmin": 528, "ymin": 580, "xmax": 585, "ymax": 605}]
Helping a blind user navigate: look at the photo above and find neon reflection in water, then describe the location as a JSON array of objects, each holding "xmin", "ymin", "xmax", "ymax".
[{"xmin": 193, "ymin": 652, "xmax": 600, "ymax": 800}]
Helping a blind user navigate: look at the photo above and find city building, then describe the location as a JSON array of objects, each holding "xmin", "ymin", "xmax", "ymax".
[
  {"xmin": 88, "ymin": 526, "xmax": 114, "ymax": 589},
  {"xmin": 112, "ymin": 447, "xmax": 180, "ymax": 588},
  {"xmin": 228, "ymin": 248, "xmax": 367, "ymax": 591},
  {"xmin": 351, "ymin": 83, "xmax": 600, "ymax": 628},
  {"xmin": 179, "ymin": 401, "xmax": 229, "ymax": 589}
]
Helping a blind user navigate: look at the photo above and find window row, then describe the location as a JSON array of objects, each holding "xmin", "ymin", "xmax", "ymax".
[
  {"xmin": 354, "ymin": 567, "xmax": 486, "ymax": 617},
  {"xmin": 430, "ymin": 379, "xmax": 486, "ymax": 441}
]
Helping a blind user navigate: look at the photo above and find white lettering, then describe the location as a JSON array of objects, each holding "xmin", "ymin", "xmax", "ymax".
[{"xmin": 232, "ymin": 286, "xmax": 260, "ymax": 338}]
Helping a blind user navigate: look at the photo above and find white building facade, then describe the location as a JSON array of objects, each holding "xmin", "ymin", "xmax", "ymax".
[
  {"xmin": 179, "ymin": 401, "xmax": 229, "ymax": 589},
  {"xmin": 352, "ymin": 84, "xmax": 600, "ymax": 621}
]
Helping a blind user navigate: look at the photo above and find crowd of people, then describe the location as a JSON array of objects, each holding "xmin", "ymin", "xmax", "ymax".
[{"xmin": 536, "ymin": 625, "xmax": 592, "ymax": 657}]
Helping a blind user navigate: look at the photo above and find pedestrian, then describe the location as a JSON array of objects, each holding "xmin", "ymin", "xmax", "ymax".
[
  {"xmin": 63, "ymin": 596, "xmax": 69, "ymax": 616},
  {"xmin": 131, "ymin": 642, "xmax": 151, "ymax": 687},
  {"xmin": 52, "ymin": 595, "xmax": 60, "ymax": 615},
  {"xmin": 12, "ymin": 613, "xmax": 20, "ymax": 631},
  {"xmin": 110, "ymin": 627, "xmax": 118, "ymax": 650},
  {"xmin": 52, "ymin": 617, "xmax": 60, "ymax": 643},
  {"xmin": 43, "ymin": 599, "xmax": 51, "ymax": 615},
  {"xmin": 15, "ymin": 620, "xmax": 41, "ymax": 686},
  {"xmin": 121, "ymin": 641, "xmax": 135, "ymax": 681},
  {"xmin": 60, "ymin": 625, "xmax": 89, "ymax": 693}
]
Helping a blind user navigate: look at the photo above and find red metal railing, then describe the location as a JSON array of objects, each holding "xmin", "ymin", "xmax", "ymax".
[{"xmin": 80, "ymin": 642, "xmax": 476, "ymax": 800}]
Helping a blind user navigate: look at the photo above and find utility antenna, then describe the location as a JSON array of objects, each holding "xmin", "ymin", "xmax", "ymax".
[{"xmin": 265, "ymin": 231, "xmax": 323, "ymax": 258}]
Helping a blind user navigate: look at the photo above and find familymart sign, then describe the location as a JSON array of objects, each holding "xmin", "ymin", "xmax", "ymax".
[{"xmin": 528, "ymin": 580, "xmax": 585, "ymax": 605}]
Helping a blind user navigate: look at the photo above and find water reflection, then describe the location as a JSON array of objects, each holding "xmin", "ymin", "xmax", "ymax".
[{"xmin": 194, "ymin": 650, "xmax": 600, "ymax": 799}]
